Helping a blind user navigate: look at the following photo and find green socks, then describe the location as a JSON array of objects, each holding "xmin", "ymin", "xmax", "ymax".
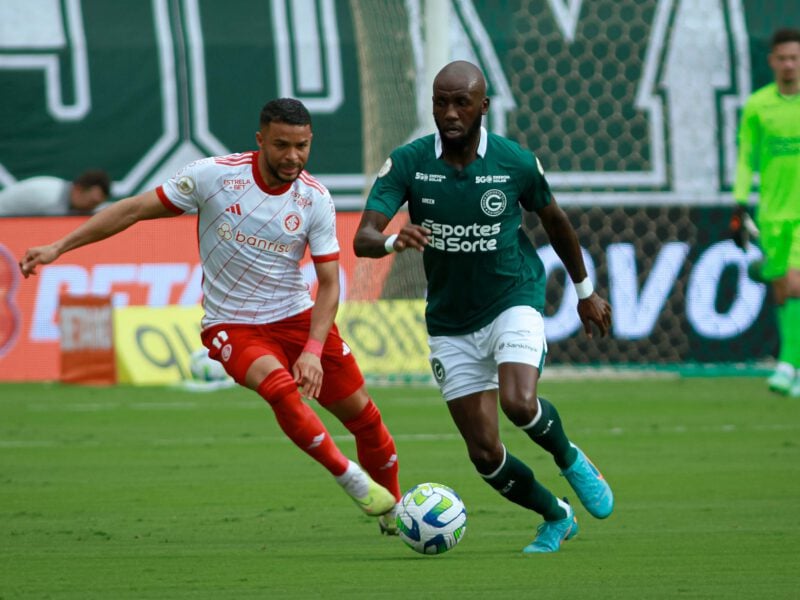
[
  {"xmin": 482, "ymin": 449, "xmax": 566, "ymax": 521},
  {"xmin": 778, "ymin": 299, "xmax": 800, "ymax": 368},
  {"xmin": 522, "ymin": 397, "xmax": 577, "ymax": 469}
]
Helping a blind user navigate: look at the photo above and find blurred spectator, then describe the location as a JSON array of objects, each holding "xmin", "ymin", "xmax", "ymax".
[{"xmin": 0, "ymin": 170, "xmax": 111, "ymax": 216}]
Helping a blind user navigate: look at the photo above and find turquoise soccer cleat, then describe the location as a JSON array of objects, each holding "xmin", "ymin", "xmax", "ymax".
[
  {"xmin": 522, "ymin": 502, "xmax": 579, "ymax": 553},
  {"xmin": 561, "ymin": 444, "xmax": 614, "ymax": 519}
]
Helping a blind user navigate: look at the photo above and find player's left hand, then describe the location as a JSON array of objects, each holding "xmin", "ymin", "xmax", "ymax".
[
  {"xmin": 19, "ymin": 244, "xmax": 60, "ymax": 278},
  {"xmin": 577, "ymin": 294, "xmax": 612, "ymax": 338},
  {"xmin": 292, "ymin": 352, "xmax": 323, "ymax": 400}
]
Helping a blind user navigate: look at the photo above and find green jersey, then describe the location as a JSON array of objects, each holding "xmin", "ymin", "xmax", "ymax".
[
  {"xmin": 734, "ymin": 83, "xmax": 800, "ymax": 222},
  {"xmin": 365, "ymin": 128, "xmax": 553, "ymax": 336}
]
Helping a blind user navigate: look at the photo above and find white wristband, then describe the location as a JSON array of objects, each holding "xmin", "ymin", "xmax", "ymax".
[
  {"xmin": 384, "ymin": 234, "xmax": 398, "ymax": 254},
  {"xmin": 574, "ymin": 277, "xmax": 594, "ymax": 300}
]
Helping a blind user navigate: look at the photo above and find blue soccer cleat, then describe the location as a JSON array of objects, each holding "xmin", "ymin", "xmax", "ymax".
[
  {"xmin": 523, "ymin": 501, "xmax": 579, "ymax": 553},
  {"xmin": 561, "ymin": 443, "xmax": 614, "ymax": 519}
]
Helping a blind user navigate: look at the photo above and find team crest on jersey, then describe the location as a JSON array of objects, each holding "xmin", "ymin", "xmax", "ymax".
[
  {"xmin": 282, "ymin": 212, "xmax": 302, "ymax": 233},
  {"xmin": 177, "ymin": 175, "xmax": 195, "ymax": 194},
  {"xmin": 377, "ymin": 157, "xmax": 392, "ymax": 178},
  {"xmin": 480, "ymin": 189, "xmax": 507, "ymax": 217}
]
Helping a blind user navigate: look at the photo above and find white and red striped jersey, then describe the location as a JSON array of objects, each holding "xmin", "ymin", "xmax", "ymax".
[{"xmin": 156, "ymin": 151, "xmax": 339, "ymax": 328}]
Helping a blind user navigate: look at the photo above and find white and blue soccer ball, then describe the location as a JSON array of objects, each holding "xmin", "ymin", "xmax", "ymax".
[
  {"xmin": 188, "ymin": 347, "xmax": 228, "ymax": 382},
  {"xmin": 396, "ymin": 482, "xmax": 467, "ymax": 555}
]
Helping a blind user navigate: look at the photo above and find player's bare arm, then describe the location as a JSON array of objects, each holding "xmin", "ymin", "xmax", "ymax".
[
  {"xmin": 292, "ymin": 258, "xmax": 339, "ymax": 400},
  {"xmin": 353, "ymin": 209, "xmax": 430, "ymax": 257},
  {"xmin": 536, "ymin": 200, "xmax": 611, "ymax": 337},
  {"xmin": 19, "ymin": 190, "xmax": 176, "ymax": 278}
]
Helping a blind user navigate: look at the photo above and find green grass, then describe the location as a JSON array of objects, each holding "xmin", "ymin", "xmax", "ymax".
[{"xmin": 1, "ymin": 378, "xmax": 799, "ymax": 599}]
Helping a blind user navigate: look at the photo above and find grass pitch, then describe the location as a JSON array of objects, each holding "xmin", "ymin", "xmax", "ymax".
[{"xmin": 1, "ymin": 377, "xmax": 798, "ymax": 599}]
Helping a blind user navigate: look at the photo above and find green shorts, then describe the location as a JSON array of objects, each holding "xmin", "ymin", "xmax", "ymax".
[{"xmin": 758, "ymin": 219, "xmax": 800, "ymax": 280}]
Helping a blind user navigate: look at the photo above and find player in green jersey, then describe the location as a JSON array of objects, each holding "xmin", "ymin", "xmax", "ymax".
[
  {"xmin": 354, "ymin": 61, "xmax": 614, "ymax": 553},
  {"xmin": 731, "ymin": 28, "xmax": 800, "ymax": 397}
]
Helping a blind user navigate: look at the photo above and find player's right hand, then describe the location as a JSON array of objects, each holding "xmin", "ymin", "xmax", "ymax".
[
  {"xmin": 395, "ymin": 224, "xmax": 431, "ymax": 252},
  {"xmin": 292, "ymin": 352, "xmax": 323, "ymax": 401},
  {"xmin": 729, "ymin": 205, "xmax": 749, "ymax": 250},
  {"xmin": 19, "ymin": 244, "xmax": 60, "ymax": 278}
]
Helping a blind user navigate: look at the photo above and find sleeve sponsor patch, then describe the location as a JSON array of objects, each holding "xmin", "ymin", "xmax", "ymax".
[{"xmin": 377, "ymin": 157, "xmax": 393, "ymax": 178}]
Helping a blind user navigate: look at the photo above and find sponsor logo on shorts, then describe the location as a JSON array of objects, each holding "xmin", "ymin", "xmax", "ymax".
[
  {"xmin": 430, "ymin": 358, "xmax": 446, "ymax": 383},
  {"xmin": 498, "ymin": 341, "xmax": 535, "ymax": 353}
]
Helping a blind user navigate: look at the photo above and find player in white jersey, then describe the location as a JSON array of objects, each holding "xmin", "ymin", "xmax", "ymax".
[
  {"xmin": 157, "ymin": 150, "xmax": 338, "ymax": 328},
  {"xmin": 19, "ymin": 98, "xmax": 401, "ymax": 531}
]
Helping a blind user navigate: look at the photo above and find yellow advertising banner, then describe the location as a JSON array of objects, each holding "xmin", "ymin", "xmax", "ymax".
[
  {"xmin": 113, "ymin": 300, "xmax": 431, "ymax": 386},
  {"xmin": 113, "ymin": 305, "xmax": 204, "ymax": 385}
]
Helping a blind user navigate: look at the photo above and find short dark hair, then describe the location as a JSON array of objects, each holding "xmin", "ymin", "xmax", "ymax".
[
  {"xmin": 771, "ymin": 28, "xmax": 800, "ymax": 48},
  {"xmin": 259, "ymin": 98, "xmax": 312, "ymax": 128},
  {"xmin": 73, "ymin": 169, "xmax": 111, "ymax": 198}
]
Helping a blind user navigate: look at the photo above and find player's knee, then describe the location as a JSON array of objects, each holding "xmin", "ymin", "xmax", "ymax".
[
  {"xmin": 499, "ymin": 391, "xmax": 539, "ymax": 426},
  {"xmin": 468, "ymin": 443, "xmax": 504, "ymax": 475},
  {"xmin": 256, "ymin": 369, "xmax": 298, "ymax": 405}
]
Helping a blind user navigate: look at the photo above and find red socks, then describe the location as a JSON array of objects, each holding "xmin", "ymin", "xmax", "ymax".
[
  {"xmin": 343, "ymin": 399, "xmax": 401, "ymax": 501},
  {"xmin": 257, "ymin": 370, "xmax": 348, "ymax": 476}
]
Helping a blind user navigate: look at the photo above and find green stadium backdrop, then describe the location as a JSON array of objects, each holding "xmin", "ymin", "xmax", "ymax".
[{"xmin": 0, "ymin": 0, "xmax": 796, "ymax": 368}]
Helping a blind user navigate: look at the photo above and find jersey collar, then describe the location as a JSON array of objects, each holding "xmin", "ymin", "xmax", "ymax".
[
  {"xmin": 434, "ymin": 126, "xmax": 488, "ymax": 158},
  {"xmin": 251, "ymin": 151, "xmax": 292, "ymax": 195}
]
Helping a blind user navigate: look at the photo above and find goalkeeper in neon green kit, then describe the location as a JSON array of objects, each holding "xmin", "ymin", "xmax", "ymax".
[{"xmin": 731, "ymin": 28, "xmax": 800, "ymax": 397}]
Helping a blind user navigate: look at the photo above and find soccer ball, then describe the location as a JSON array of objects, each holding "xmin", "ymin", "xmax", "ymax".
[
  {"xmin": 396, "ymin": 482, "xmax": 467, "ymax": 555},
  {"xmin": 188, "ymin": 347, "xmax": 228, "ymax": 382}
]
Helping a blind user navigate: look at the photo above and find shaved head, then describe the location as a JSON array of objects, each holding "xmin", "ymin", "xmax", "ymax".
[{"xmin": 433, "ymin": 60, "xmax": 487, "ymax": 96}]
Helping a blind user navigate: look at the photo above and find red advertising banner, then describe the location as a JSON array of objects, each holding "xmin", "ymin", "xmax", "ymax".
[
  {"xmin": 59, "ymin": 293, "xmax": 116, "ymax": 385},
  {"xmin": 0, "ymin": 213, "xmax": 397, "ymax": 382}
]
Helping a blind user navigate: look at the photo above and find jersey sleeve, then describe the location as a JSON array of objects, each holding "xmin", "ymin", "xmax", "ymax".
[
  {"xmin": 156, "ymin": 158, "xmax": 213, "ymax": 213},
  {"xmin": 518, "ymin": 150, "xmax": 553, "ymax": 211},
  {"xmin": 364, "ymin": 149, "xmax": 410, "ymax": 219},
  {"xmin": 307, "ymin": 187, "xmax": 340, "ymax": 262},
  {"xmin": 733, "ymin": 98, "xmax": 759, "ymax": 204}
]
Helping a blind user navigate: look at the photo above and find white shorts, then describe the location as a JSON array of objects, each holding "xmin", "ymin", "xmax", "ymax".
[{"xmin": 428, "ymin": 305, "xmax": 547, "ymax": 401}]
